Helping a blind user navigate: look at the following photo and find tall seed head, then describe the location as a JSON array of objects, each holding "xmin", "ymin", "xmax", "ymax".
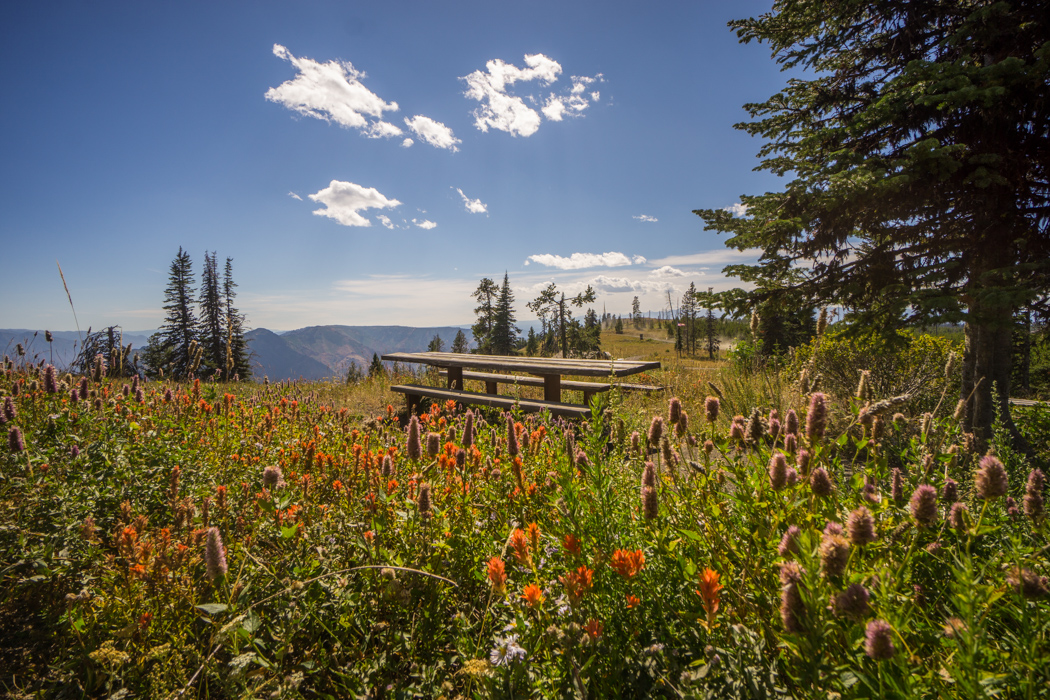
[
  {"xmin": 975, "ymin": 455, "xmax": 1008, "ymax": 499},
  {"xmin": 204, "ymin": 527, "xmax": 227, "ymax": 581},
  {"xmin": 1024, "ymin": 469, "xmax": 1045, "ymax": 522},
  {"xmin": 705, "ymin": 396, "xmax": 720, "ymax": 423},
  {"xmin": 805, "ymin": 393, "xmax": 827, "ymax": 444},
  {"xmin": 407, "ymin": 415, "xmax": 422, "ymax": 461},
  {"xmin": 909, "ymin": 484, "xmax": 938, "ymax": 527}
]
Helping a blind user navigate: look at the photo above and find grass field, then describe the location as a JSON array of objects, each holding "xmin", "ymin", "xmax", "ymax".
[{"xmin": 1, "ymin": 349, "xmax": 1048, "ymax": 698}]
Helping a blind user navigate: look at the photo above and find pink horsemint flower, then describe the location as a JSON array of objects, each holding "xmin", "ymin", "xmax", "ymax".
[
  {"xmin": 417, "ymin": 483, "xmax": 432, "ymax": 518},
  {"xmin": 909, "ymin": 484, "xmax": 938, "ymax": 527},
  {"xmin": 204, "ymin": 527, "xmax": 228, "ymax": 581},
  {"xmin": 8, "ymin": 426, "xmax": 25, "ymax": 453},
  {"xmin": 810, "ymin": 467, "xmax": 833, "ymax": 497},
  {"xmin": 780, "ymin": 579, "xmax": 804, "ymax": 633},
  {"xmin": 426, "ymin": 432, "xmax": 440, "ymax": 458},
  {"xmin": 506, "ymin": 414, "xmax": 519, "ymax": 457},
  {"xmin": 1024, "ymin": 469, "xmax": 1045, "ymax": 522},
  {"xmin": 630, "ymin": 431, "xmax": 641, "ymax": 454},
  {"xmin": 262, "ymin": 465, "xmax": 284, "ymax": 489},
  {"xmin": 463, "ymin": 410, "xmax": 474, "ymax": 448},
  {"xmin": 785, "ymin": 409, "xmax": 799, "ymax": 436},
  {"xmin": 44, "ymin": 365, "xmax": 58, "ymax": 394},
  {"xmin": 641, "ymin": 462, "xmax": 658, "ymax": 521},
  {"xmin": 796, "ymin": 449, "xmax": 811, "ymax": 476},
  {"xmin": 769, "ymin": 453, "xmax": 788, "ymax": 491},
  {"xmin": 3, "ymin": 396, "xmax": 16, "ymax": 422},
  {"xmin": 729, "ymin": 416, "xmax": 746, "ymax": 443},
  {"xmin": 831, "ymin": 583, "xmax": 870, "ymax": 620},
  {"xmin": 407, "ymin": 415, "xmax": 422, "ymax": 461},
  {"xmin": 805, "ymin": 393, "xmax": 828, "ymax": 444},
  {"xmin": 847, "ymin": 506, "xmax": 877, "ymax": 546},
  {"xmin": 668, "ymin": 397, "xmax": 682, "ymax": 426},
  {"xmin": 942, "ymin": 478, "xmax": 959, "ymax": 504},
  {"xmin": 975, "ymin": 455, "xmax": 1008, "ymax": 500},
  {"xmin": 949, "ymin": 502, "xmax": 968, "ymax": 530},
  {"xmin": 648, "ymin": 416, "xmax": 664, "ymax": 449},
  {"xmin": 381, "ymin": 454, "xmax": 393, "ymax": 478},
  {"xmin": 820, "ymin": 528, "xmax": 850, "ymax": 578},
  {"xmin": 705, "ymin": 396, "xmax": 720, "ymax": 423},
  {"xmin": 778, "ymin": 525, "xmax": 801, "ymax": 557},
  {"xmin": 865, "ymin": 620, "xmax": 895, "ymax": 660},
  {"xmin": 891, "ymin": 468, "xmax": 904, "ymax": 503},
  {"xmin": 1006, "ymin": 567, "xmax": 1050, "ymax": 600}
]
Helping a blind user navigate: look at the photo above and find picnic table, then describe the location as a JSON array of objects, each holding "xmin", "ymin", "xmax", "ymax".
[{"xmin": 382, "ymin": 351, "xmax": 661, "ymax": 418}]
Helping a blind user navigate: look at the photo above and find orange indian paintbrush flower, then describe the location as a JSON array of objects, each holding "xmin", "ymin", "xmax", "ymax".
[
  {"xmin": 610, "ymin": 549, "xmax": 646, "ymax": 580},
  {"xmin": 696, "ymin": 568, "xmax": 724, "ymax": 629},
  {"xmin": 487, "ymin": 556, "xmax": 507, "ymax": 595},
  {"xmin": 521, "ymin": 583, "xmax": 545, "ymax": 608}
]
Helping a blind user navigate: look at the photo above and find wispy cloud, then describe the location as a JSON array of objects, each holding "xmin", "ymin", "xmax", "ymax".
[
  {"xmin": 587, "ymin": 275, "xmax": 678, "ymax": 294},
  {"xmin": 649, "ymin": 248, "xmax": 761, "ymax": 268},
  {"xmin": 308, "ymin": 180, "xmax": 401, "ymax": 227},
  {"xmin": 377, "ymin": 214, "xmax": 395, "ymax": 229},
  {"xmin": 461, "ymin": 54, "xmax": 602, "ymax": 137},
  {"xmin": 724, "ymin": 202, "xmax": 748, "ymax": 217},
  {"xmin": 651, "ymin": 265, "xmax": 684, "ymax": 277},
  {"xmin": 633, "ymin": 214, "xmax": 657, "ymax": 222},
  {"xmin": 401, "ymin": 138, "xmax": 414, "ymax": 148},
  {"xmin": 288, "ymin": 191, "xmax": 302, "ymax": 201},
  {"xmin": 455, "ymin": 188, "xmax": 488, "ymax": 214},
  {"xmin": 412, "ymin": 218, "xmax": 437, "ymax": 229},
  {"xmin": 526, "ymin": 251, "xmax": 646, "ymax": 270},
  {"xmin": 404, "ymin": 115, "xmax": 461, "ymax": 151},
  {"xmin": 266, "ymin": 44, "xmax": 403, "ymax": 139}
]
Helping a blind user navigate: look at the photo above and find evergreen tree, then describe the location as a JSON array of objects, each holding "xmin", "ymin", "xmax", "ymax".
[
  {"xmin": 615, "ymin": 316, "xmax": 624, "ymax": 334},
  {"xmin": 451, "ymin": 329, "xmax": 469, "ymax": 353},
  {"xmin": 525, "ymin": 326, "xmax": 539, "ymax": 356},
  {"xmin": 681, "ymin": 282, "xmax": 699, "ymax": 355},
  {"xmin": 223, "ymin": 257, "xmax": 252, "ymax": 380},
  {"xmin": 368, "ymin": 353, "xmax": 385, "ymax": 378},
  {"xmin": 199, "ymin": 251, "xmax": 225, "ymax": 376},
  {"xmin": 700, "ymin": 287, "xmax": 721, "ymax": 360},
  {"xmin": 631, "ymin": 296, "xmax": 642, "ymax": 329},
  {"xmin": 156, "ymin": 248, "xmax": 198, "ymax": 379},
  {"xmin": 527, "ymin": 283, "xmax": 596, "ymax": 357},
  {"xmin": 427, "ymin": 334, "xmax": 445, "ymax": 352},
  {"xmin": 490, "ymin": 272, "xmax": 519, "ymax": 355},
  {"xmin": 695, "ymin": 0, "xmax": 1050, "ymax": 447},
  {"xmin": 346, "ymin": 360, "xmax": 364, "ymax": 385},
  {"xmin": 471, "ymin": 277, "xmax": 498, "ymax": 354}
]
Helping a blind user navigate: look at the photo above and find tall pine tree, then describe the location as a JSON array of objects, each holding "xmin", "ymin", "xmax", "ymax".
[
  {"xmin": 695, "ymin": 0, "xmax": 1050, "ymax": 447},
  {"xmin": 471, "ymin": 277, "xmax": 498, "ymax": 354},
  {"xmin": 157, "ymin": 247, "xmax": 198, "ymax": 378},
  {"xmin": 490, "ymin": 272, "xmax": 519, "ymax": 355},
  {"xmin": 199, "ymin": 251, "xmax": 225, "ymax": 376},
  {"xmin": 223, "ymin": 257, "xmax": 251, "ymax": 380}
]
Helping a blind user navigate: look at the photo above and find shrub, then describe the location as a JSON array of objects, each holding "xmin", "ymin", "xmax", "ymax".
[{"xmin": 792, "ymin": 329, "xmax": 962, "ymax": 413}]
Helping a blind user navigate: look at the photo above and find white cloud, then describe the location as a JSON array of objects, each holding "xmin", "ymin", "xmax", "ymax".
[
  {"xmin": 413, "ymin": 218, "xmax": 437, "ymax": 229},
  {"xmin": 588, "ymin": 275, "xmax": 678, "ymax": 294},
  {"xmin": 651, "ymin": 266, "xmax": 685, "ymax": 277},
  {"xmin": 724, "ymin": 202, "xmax": 749, "ymax": 217},
  {"xmin": 649, "ymin": 248, "xmax": 762, "ymax": 268},
  {"xmin": 461, "ymin": 55, "xmax": 602, "ymax": 137},
  {"xmin": 633, "ymin": 214, "xmax": 657, "ymax": 222},
  {"xmin": 526, "ymin": 252, "xmax": 646, "ymax": 269},
  {"xmin": 404, "ymin": 115, "xmax": 461, "ymax": 151},
  {"xmin": 266, "ymin": 44, "xmax": 401, "ymax": 138},
  {"xmin": 455, "ymin": 188, "xmax": 488, "ymax": 214},
  {"xmin": 401, "ymin": 138, "xmax": 414, "ymax": 148},
  {"xmin": 308, "ymin": 180, "xmax": 401, "ymax": 227},
  {"xmin": 377, "ymin": 214, "xmax": 394, "ymax": 229},
  {"xmin": 288, "ymin": 191, "xmax": 302, "ymax": 201}
]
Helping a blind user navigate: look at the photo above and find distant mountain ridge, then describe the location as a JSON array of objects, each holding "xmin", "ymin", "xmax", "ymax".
[
  {"xmin": 255, "ymin": 325, "xmax": 474, "ymax": 380},
  {"xmin": 1, "ymin": 325, "xmax": 472, "ymax": 381}
]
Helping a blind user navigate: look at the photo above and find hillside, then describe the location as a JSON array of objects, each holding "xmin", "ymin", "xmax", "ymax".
[{"xmin": 244, "ymin": 328, "xmax": 335, "ymax": 381}]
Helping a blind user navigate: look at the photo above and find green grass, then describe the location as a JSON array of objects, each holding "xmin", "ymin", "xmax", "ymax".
[{"xmin": 1, "ymin": 362, "xmax": 1048, "ymax": 698}]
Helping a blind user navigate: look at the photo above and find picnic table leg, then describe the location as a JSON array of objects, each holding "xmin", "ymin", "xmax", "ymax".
[
  {"xmin": 485, "ymin": 380, "xmax": 498, "ymax": 395},
  {"xmin": 405, "ymin": 393, "xmax": 420, "ymax": 415},
  {"xmin": 447, "ymin": 366, "xmax": 463, "ymax": 390},
  {"xmin": 541, "ymin": 374, "xmax": 561, "ymax": 402},
  {"xmin": 582, "ymin": 389, "xmax": 595, "ymax": 406}
]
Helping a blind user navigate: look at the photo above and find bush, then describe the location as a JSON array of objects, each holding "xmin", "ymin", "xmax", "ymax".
[{"xmin": 792, "ymin": 330, "xmax": 963, "ymax": 414}]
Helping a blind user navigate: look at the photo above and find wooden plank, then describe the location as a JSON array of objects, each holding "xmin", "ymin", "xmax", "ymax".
[
  {"xmin": 438, "ymin": 369, "xmax": 614, "ymax": 393},
  {"xmin": 542, "ymin": 374, "xmax": 560, "ymax": 402},
  {"xmin": 381, "ymin": 351, "xmax": 660, "ymax": 378},
  {"xmin": 446, "ymin": 366, "xmax": 463, "ymax": 390},
  {"xmin": 390, "ymin": 384, "xmax": 591, "ymax": 418}
]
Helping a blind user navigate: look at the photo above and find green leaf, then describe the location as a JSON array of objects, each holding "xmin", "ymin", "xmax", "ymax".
[
  {"xmin": 280, "ymin": 523, "xmax": 298, "ymax": 539},
  {"xmin": 197, "ymin": 603, "xmax": 228, "ymax": 615}
]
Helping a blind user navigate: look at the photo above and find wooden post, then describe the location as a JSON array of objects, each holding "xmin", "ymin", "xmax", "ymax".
[
  {"xmin": 485, "ymin": 380, "xmax": 498, "ymax": 394},
  {"xmin": 447, "ymin": 366, "xmax": 463, "ymax": 390},
  {"xmin": 542, "ymin": 374, "xmax": 561, "ymax": 403}
]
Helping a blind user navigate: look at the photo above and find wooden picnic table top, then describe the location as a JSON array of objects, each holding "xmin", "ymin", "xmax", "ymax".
[{"xmin": 381, "ymin": 351, "xmax": 660, "ymax": 378}]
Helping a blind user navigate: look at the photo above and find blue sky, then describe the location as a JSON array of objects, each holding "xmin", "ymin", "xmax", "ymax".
[{"xmin": 1, "ymin": 0, "xmax": 785, "ymax": 332}]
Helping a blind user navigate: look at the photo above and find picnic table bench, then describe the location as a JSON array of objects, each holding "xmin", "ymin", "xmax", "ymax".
[{"xmin": 382, "ymin": 351, "xmax": 661, "ymax": 418}]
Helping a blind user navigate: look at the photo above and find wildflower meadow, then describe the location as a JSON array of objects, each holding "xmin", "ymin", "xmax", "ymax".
[{"xmin": 0, "ymin": 350, "xmax": 1048, "ymax": 698}]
